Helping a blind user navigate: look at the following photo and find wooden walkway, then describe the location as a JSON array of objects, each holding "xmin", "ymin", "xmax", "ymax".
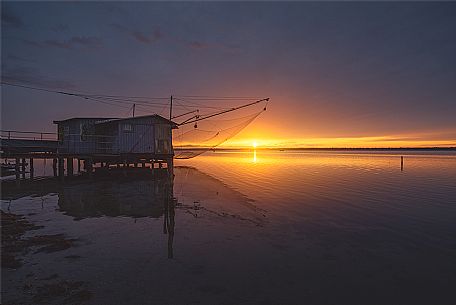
[{"xmin": 1, "ymin": 139, "xmax": 58, "ymax": 157}]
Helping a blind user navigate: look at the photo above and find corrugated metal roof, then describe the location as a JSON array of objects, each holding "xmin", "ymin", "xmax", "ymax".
[
  {"xmin": 53, "ymin": 117, "xmax": 118, "ymax": 124},
  {"xmin": 95, "ymin": 114, "xmax": 178, "ymax": 128}
]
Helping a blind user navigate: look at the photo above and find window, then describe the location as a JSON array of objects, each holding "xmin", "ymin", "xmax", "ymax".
[{"xmin": 123, "ymin": 123, "xmax": 132, "ymax": 132}]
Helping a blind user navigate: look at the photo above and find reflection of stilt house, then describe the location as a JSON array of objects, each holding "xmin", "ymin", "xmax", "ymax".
[
  {"xmin": 53, "ymin": 114, "xmax": 178, "ymax": 174},
  {"xmin": 58, "ymin": 176, "xmax": 172, "ymax": 218}
]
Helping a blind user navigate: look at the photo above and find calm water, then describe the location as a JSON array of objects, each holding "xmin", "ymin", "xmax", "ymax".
[{"xmin": 2, "ymin": 151, "xmax": 456, "ymax": 305}]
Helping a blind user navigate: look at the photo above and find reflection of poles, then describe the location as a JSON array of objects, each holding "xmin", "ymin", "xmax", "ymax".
[{"xmin": 163, "ymin": 173, "xmax": 175, "ymax": 259}]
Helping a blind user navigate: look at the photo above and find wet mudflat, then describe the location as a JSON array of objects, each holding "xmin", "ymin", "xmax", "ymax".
[{"xmin": 1, "ymin": 151, "xmax": 456, "ymax": 305}]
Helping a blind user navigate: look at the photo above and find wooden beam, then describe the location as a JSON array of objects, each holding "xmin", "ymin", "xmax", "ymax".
[
  {"xmin": 21, "ymin": 158, "xmax": 26, "ymax": 179},
  {"xmin": 58, "ymin": 158, "xmax": 64, "ymax": 180},
  {"xmin": 30, "ymin": 158, "xmax": 34, "ymax": 179},
  {"xmin": 53, "ymin": 158, "xmax": 57, "ymax": 177},
  {"xmin": 67, "ymin": 157, "xmax": 73, "ymax": 176},
  {"xmin": 15, "ymin": 157, "xmax": 20, "ymax": 180}
]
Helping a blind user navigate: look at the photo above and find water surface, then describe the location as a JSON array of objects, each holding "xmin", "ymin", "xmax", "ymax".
[{"xmin": 2, "ymin": 151, "xmax": 456, "ymax": 305}]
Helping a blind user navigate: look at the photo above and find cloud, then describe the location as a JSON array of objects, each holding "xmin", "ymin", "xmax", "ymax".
[
  {"xmin": 1, "ymin": 6, "xmax": 24, "ymax": 28},
  {"xmin": 110, "ymin": 22, "xmax": 238, "ymax": 52},
  {"xmin": 7, "ymin": 54, "xmax": 35, "ymax": 63},
  {"xmin": 188, "ymin": 41, "xmax": 210, "ymax": 50},
  {"xmin": 1, "ymin": 64, "xmax": 75, "ymax": 89},
  {"xmin": 185, "ymin": 40, "xmax": 240, "ymax": 52},
  {"xmin": 111, "ymin": 23, "xmax": 162, "ymax": 44},
  {"xmin": 22, "ymin": 39, "xmax": 42, "ymax": 48},
  {"xmin": 68, "ymin": 36, "xmax": 102, "ymax": 48},
  {"xmin": 51, "ymin": 23, "xmax": 70, "ymax": 32},
  {"xmin": 23, "ymin": 36, "xmax": 103, "ymax": 50}
]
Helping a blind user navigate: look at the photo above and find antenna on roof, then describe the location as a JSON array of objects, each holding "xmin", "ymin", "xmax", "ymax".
[{"xmin": 169, "ymin": 95, "xmax": 173, "ymax": 121}]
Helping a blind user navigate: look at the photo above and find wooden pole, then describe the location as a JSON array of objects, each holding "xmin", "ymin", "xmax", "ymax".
[
  {"xmin": 67, "ymin": 157, "xmax": 73, "ymax": 176},
  {"xmin": 15, "ymin": 157, "xmax": 20, "ymax": 180},
  {"xmin": 85, "ymin": 159, "xmax": 93, "ymax": 175},
  {"xmin": 53, "ymin": 158, "xmax": 57, "ymax": 177},
  {"xmin": 30, "ymin": 158, "xmax": 34, "ymax": 179},
  {"xmin": 21, "ymin": 158, "xmax": 26, "ymax": 179},
  {"xmin": 167, "ymin": 158, "xmax": 174, "ymax": 176},
  {"xmin": 169, "ymin": 95, "xmax": 173, "ymax": 121},
  {"xmin": 58, "ymin": 158, "xmax": 64, "ymax": 180},
  {"xmin": 401, "ymin": 156, "xmax": 404, "ymax": 171}
]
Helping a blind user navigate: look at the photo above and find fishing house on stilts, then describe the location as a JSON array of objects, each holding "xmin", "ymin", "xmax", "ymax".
[{"xmin": 53, "ymin": 114, "xmax": 178, "ymax": 176}]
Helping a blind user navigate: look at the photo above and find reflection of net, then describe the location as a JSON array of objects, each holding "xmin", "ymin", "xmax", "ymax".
[{"xmin": 173, "ymin": 110, "xmax": 264, "ymax": 159}]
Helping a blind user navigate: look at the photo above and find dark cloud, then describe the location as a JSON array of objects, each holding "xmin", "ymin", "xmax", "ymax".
[
  {"xmin": 43, "ymin": 40, "xmax": 72, "ymax": 49},
  {"xmin": 24, "ymin": 36, "xmax": 102, "ymax": 50},
  {"xmin": 51, "ymin": 23, "xmax": 69, "ymax": 32},
  {"xmin": 22, "ymin": 39, "xmax": 42, "ymax": 48},
  {"xmin": 69, "ymin": 36, "xmax": 102, "ymax": 48},
  {"xmin": 111, "ymin": 23, "xmax": 162, "ymax": 44},
  {"xmin": 185, "ymin": 40, "xmax": 240, "ymax": 52},
  {"xmin": 1, "ymin": 6, "xmax": 24, "ymax": 28},
  {"xmin": 188, "ymin": 41, "xmax": 209, "ymax": 49},
  {"xmin": 1, "ymin": 64, "xmax": 75, "ymax": 89},
  {"xmin": 6, "ymin": 54, "xmax": 35, "ymax": 63}
]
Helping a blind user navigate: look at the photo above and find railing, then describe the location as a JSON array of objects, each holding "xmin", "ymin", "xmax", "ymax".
[{"xmin": 0, "ymin": 130, "xmax": 58, "ymax": 141}]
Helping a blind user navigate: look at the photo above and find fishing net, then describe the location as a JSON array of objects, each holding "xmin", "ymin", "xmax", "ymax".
[{"xmin": 173, "ymin": 102, "xmax": 267, "ymax": 159}]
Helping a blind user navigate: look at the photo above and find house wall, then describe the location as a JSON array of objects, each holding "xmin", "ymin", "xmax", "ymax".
[
  {"xmin": 116, "ymin": 117, "xmax": 155, "ymax": 154},
  {"xmin": 56, "ymin": 116, "xmax": 174, "ymax": 156},
  {"xmin": 114, "ymin": 117, "xmax": 173, "ymax": 155},
  {"xmin": 94, "ymin": 124, "xmax": 118, "ymax": 154},
  {"xmin": 57, "ymin": 119, "xmax": 99, "ymax": 155},
  {"xmin": 154, "ymin": 123, "xmax": 172, "ymax": 155}
]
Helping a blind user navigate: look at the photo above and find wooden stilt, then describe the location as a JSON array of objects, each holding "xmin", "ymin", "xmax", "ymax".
[
  {"xmin": 85, "ymin": 159, "xmax": 93, "ymax": 175},
  {"xmin": 58, "ymin": 158, "xmax": 64, "ymax": 180},
  {"xmin": 167, "ymin": 158, "xmax": 174, "ymax": 176},
  {"xmin": 21, "ymin": 158, "xmax": 26, "ymax": 179},
  {"xmin": 15, "ymin": 157, "xmax": 20, "ymax": 180},
  {"xmin": 67, "ymin": 157, "xmax": 74, "ymax": 176},
  {"xmin": 53, "ymin": 158, "xmax": 57, "ymax": 177},
  {"xmin": 30, "ymin": 158, "xmax": 34, "ymax": 179}
]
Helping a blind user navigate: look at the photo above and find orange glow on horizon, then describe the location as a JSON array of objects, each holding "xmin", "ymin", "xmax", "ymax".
[{"xmin": 219, "ymin": 135, "xmax": 456, "ymax": 149}]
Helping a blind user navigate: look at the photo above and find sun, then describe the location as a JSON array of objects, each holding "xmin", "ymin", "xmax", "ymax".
[{"xmin": 253, "ymin": 141, "xmax": 257, "ymax": 148}]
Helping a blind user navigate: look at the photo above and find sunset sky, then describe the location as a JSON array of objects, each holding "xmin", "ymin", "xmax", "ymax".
[{"xmin": 2, "ymin": 2, "xmax": 456, "ymax": 148}]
